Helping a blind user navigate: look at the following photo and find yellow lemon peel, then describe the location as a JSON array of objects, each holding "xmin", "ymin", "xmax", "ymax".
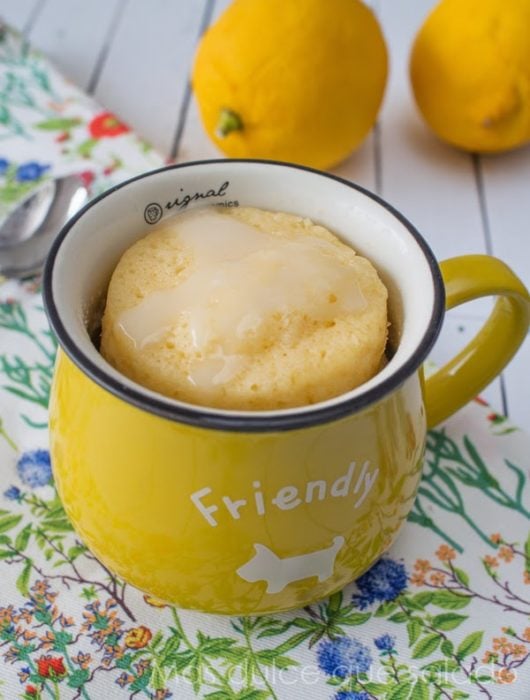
[
  {"xmin": 410, "ymin": 0, "xmax": 530, "ymax": 152},
  {"xmin": 192, "ymin": 0, "xmax": 388, "ymax": 169}
]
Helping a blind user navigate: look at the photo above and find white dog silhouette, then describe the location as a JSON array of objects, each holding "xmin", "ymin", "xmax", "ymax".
[{"xmin": 236, "ymin": 536, "xmax": 345, "ymax": 594}]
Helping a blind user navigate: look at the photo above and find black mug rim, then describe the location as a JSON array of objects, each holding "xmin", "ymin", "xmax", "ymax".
[{"xmin": 43, "ymin": 159, "xmax": 445, "ymax": 433}]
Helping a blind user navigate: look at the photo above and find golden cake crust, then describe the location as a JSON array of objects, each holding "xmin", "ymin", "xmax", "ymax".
[{"xmin": 100, "ymin": 206, "xmax": 388, "ymax": 410}]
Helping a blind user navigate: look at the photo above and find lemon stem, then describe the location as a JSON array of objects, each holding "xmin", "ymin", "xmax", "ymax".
[{"xmin": 216, "ymin": 108, "xmax": 243, "ymax": 137}]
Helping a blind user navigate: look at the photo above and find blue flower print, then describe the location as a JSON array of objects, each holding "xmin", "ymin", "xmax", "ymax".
[
  {"xmin": 3, "ymin": 485, "xmax": 22, "ymax": 501},
  {"xmin": 317, "ymin": 637, "xmax": 372, "ymax": 678},
  {"xmin": 352, "ymin": 558, "xmax": 408, "ymax": 609},
  {"xmin": 335, "ymin": 692, "xmax": 369, "ymax": 700},
  {"xmin": 374, "ymin": 633, "xmax": 396, "ymax": 652},
  {"xmin": 15, "ymin": 161, "xmax": 50, "ymax": 182},
  {"xmin": 0, "ymin": 157, "xmax": 9, "ymax": 175},
  {"xmin": 16, "ymin": 449, "xmax": 52, "ymax": 488}
]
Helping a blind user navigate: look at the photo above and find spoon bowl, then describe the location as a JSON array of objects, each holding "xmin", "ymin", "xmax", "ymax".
[{"xmin": 0, "ymin": 174, "xmax": 89, "ymax": 278}]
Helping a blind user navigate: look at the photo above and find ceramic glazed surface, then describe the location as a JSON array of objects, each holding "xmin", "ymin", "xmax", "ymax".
[{"xmin": 50, "ymin": 353, "xmax": 426, "ymax": 614}]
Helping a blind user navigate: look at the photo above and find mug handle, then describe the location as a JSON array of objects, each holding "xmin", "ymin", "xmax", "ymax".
[{"xmin": 424, "ymin": 254, "xmax": 530, "ymax": 428}]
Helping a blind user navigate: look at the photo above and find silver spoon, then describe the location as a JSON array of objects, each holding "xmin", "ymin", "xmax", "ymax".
[{"xmin": 0, "ymin": 174, "xmax": 89, "ymax": 278}]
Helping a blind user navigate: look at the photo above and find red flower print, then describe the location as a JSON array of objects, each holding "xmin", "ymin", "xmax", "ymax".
[
  {"xmin": 25, "ymin": 686, "xmax": 38, "ymax": 697},
  {"xmin": 487, "ymin": 412, "xmax": 503, "ymax": 424},
  {"xmin": 36, "ymin": 655, "xmax": 66, "ymax": 678},
  {"xmin": 78, "ymin": 170, "xmax": 95, "ymax": 189},
  {"xmin": 88, "ymin": 111, "xmax": 129, "ymax": 138}
]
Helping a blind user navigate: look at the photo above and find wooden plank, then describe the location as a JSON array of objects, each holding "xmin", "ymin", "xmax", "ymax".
[
  {"xmin": 176, "ymin": 94, "xmax": 223, "ymax": 164},
  {"xmin": 2, "ymin": 0, "xmax": 43, "ymax": 33},
  {"xmin": 479, "ymin": 143, "xmax": 530, "ymax": 437},
  {"xmin": 176, "ymin": 0, "xmax": 231, "ymax": 164},
  {"xmin": 333, "ymin": 0, "xmax": 377, "ymax": 191},
  {"xmin": 26, "ymin": 0, "xmax": 122, "ymax": 91},
  {"xmin": 378, "ymin": 0, "xmax": 488, "ymax": 266},
  {"xmin": 332, "ymin": 135, "xmax": 376, "ymax": 192},
  {"xmin": 94, "ymin": 0, "xmax": 207, "ymax": 158},
  {"xmin": 479, "ymin": 149, "xmax": 530, "ymax": 294},
  {"xmin": 503, "ymin": 331, "xmax": 530, "ymax": 433},
  {"xmin": 471, "ymin": 159, "xmax": 530, "ymax": 432}
]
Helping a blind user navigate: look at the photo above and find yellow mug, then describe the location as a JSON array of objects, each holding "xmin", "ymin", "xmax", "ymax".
[{"xmin": 43, "ymin": 160, "xmax": 530, "ymax": 615}]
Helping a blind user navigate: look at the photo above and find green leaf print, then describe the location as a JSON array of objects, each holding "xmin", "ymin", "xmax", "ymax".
[
  {"xmin": 430, "ymin": 613, "xmax": 467, "ymax": 631},
  {"xmin": 77, "ymin": 137, "xmax": 98, "ymax": 157},
  {"xmin": 363, "ymin": 682, "xmax": 388, "ymax": 696},
  {"xmin": 39, "ymin": 516, "xmax": 73, "ymax": 532},
  {"xmin": 525, "ymin": 532, "xmax": 530, "ymax": 575},
  {"xmin": 411, "ymin": 633, "xmax": 441, "ymax": 659},
  {"xmin": 35, "ymin": 116, "xmax": 81, "ymax": 130},
  {"xmin": 409, "ymin": 678, "xmax": 430, "ymax": 700},
  {"xmin": 327, "ymin": 590, "xmax": 343, "ymax": 613},
  {"xmin": 409, "ymin": 591, "xmax": 434, "ymax": 608},
  {"xmin": 407, "ymin": 619, "xmax": 422, "ymax": 645},
  {"xmin": 129, "ymin": 672, "xmax": 150, "ymax": 693},
  {"xmin": 410, "ymin": 429, "xmax": 530, "ymax": 550},
  {"xmin": 16, "ymin": 557, "xmax": 32, "ymax": 596},
  {"xmin": 422, "ymin": 659, "xmax": 460, "ymax": 673},
  {"xmin": 0, "ymin": 299, "xmax": 57, "ymax": 425},
  {"xmin": 0, "ymin": 513, "xmax": 22, "ymax": 533},
  {"xmin": 339, "ymin": 611, "xmax": 371, "ymax": 626},
  {"xmin": 387, "ymin": 683, "xmax": 414, "ymax": 700},
  {"xmin": 456, "ymin": 631, "xmax": 483, "ymax": 660},
  {"xmin": 67, "ymin": 543, "xmax": 87, "ymax": 560},
  {"xmin": 440, "ymin": 639, "xmax": 455, "ymax": 657},
  {"xmin": 388, "ymin": 612, "xmax": 408, "ymax": 623},
  {"xmin": 452, "ymin": 567, "xmax": 470, "ymax": 586},
  {"xmin": 14, "ymin": 522, "xmax": 32, "ymax": 551},
  {"xmin": 0, "ymin": 415, "xmax": 17, "ymax": 450},
  {"xmin": 66, "ymin": 668, "xmax": 90, "ymax": 688},
  {"xmin": 430, "ymin": 590, "xmax": 471, "ymax": 610},
  {"xmin": 374, "ymin": 601, "xmax": 399, "ymax": 617}
]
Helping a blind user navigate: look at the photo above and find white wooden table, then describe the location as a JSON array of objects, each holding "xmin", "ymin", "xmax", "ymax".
[{"xmin": 3, "ymin": 0, "xmax": 530, "ymax": 433}]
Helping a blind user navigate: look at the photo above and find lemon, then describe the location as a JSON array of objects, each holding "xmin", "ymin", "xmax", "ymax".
[
  {"xmin": 192, "ymin": 0, "xmax": 388, "ymax": 169},
  {"xmin": 410, "ymin": 0, "xmax": 530, "ymax": 152}
]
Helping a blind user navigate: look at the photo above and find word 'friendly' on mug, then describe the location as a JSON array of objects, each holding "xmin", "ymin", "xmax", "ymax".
[{"xmin": 43, "ymin": 160, "xmax": 530, "ymax": 615}]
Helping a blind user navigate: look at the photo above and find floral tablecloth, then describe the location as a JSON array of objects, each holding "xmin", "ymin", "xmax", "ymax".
[{"xmin": 1, "ymin": 20, "xmax": 530, "ymax": 700}]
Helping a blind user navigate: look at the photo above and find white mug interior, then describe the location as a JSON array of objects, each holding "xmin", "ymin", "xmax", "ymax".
[{"xmin": 44, "ymin": 160, "xmax": 444, "ymax": 428}]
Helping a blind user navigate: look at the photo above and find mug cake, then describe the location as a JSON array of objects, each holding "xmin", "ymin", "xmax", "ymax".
[{"xmin": 100, "ymin": 206, "xmax": 388, "ymax": 410}]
